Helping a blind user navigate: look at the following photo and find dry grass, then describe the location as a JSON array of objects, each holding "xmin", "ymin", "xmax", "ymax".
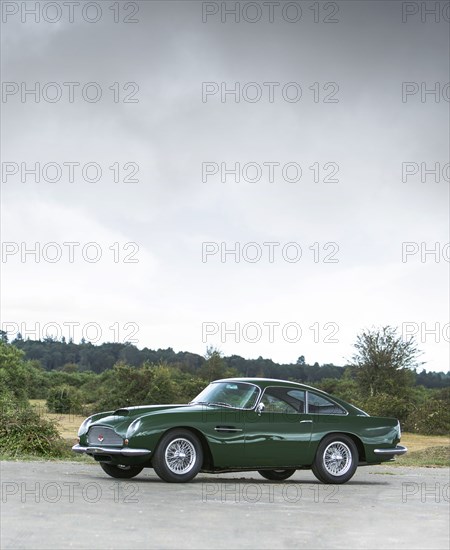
[
  {"xmin": 399, "ymin": 432, "xmax": 449, "ymax": 453},
  {"xmin": 29, "ymin": 399, "xmax": 85, "ymax": 442},
  {"xmin": 390, "ymin": 432, "xmax": 450, "ymax": 467}
]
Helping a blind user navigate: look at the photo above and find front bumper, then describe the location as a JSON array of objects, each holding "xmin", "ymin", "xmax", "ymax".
[
  {"xmin": 72, "ymin": 444, "xmax": 151, "ymax": 457},
  {"xmin": 374, "ymin": 445, "xmax": 407, "ymax": 456}
]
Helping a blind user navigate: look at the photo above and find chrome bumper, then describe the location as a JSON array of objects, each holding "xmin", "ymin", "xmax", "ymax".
[
  {"xmin": 72, "ymin": 444, "xmax": 151, "ymax": 457},
  {"xmin": 374, "ymin": 445, "xmax": 407, "ymax": 456}
]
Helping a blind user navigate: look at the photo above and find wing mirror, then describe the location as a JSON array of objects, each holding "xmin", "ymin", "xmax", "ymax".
[{"xmin": 256, "ymin": 402, "xmax": 265, "ymax": 416}]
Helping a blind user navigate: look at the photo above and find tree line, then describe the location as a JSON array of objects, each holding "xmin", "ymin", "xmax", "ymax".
[{"xmin": 4, "ymin": 331, "xmax": 449, "ymax": 388}]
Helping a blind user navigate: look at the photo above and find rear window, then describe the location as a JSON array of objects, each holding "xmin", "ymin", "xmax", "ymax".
[{"xmin": 308, "ymin": 392, "xmax": 346, "ymax": 415}]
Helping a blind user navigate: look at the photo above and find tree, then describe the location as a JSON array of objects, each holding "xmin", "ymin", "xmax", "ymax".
[
  {"xmin": 146, "ymin": 365, "xmax": 179, "ymax": 404},
  {"xmin": 199, "ymin": 346, "xmax": 238, "ymax": 382},
  {"xmin": 350, "ymin": 326, "xmax": 422, "ymax": 398},
  {"xmin": 296, "ymin": 355, "xmax": 305, "ymax": 366}
]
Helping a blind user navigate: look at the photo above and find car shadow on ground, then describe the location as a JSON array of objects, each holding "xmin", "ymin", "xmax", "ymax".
[{"xmin": 80, "ymin": 468, "xmax": 391, "ymax": 486}]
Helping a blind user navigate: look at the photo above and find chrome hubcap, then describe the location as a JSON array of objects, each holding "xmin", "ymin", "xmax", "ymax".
[
  {"xmin": 323, "ymin": 442, "xmax": 352, "ymax": 476},
  {"xmin": 165, "ymin": 438, "xmax": 196, "ymax": 474}
]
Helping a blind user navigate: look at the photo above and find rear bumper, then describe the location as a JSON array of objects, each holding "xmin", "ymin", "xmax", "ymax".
[
  {"xmin": 373, "ymin": 445, "xmax": 407, "ymax": 456},
  {"xmin": 72, "ymin": 444, "xmax": 151, "ymax": 457}
]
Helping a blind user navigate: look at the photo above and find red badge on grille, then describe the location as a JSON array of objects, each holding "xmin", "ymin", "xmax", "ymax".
[{"xmin": 98, "ymin": 435, "xmax": 104, "ymax": 442}]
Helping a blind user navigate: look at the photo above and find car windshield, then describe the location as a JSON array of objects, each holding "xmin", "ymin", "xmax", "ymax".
[{"xmin": 191, "ymin": 382, "xmax": 259, "ymax": 410}]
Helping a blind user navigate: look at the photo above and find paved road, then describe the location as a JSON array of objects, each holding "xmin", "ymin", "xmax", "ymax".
[{"xmin": 1, "ymin": 461, "xmax": 449, "ymax": 549}]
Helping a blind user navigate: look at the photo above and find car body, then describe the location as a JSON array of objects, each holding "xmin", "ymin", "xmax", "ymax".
[{"xmin": 73, "ymin": 377, "xmax": 407, "ymax": 483}]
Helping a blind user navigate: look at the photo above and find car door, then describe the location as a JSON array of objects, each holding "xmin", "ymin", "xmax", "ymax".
[
  {"xmin": 199, "ymin": 406, "xmax": 247, "ymax": 467},
  {"xmin": 244, "ymin": 387, "xmax": 313, "ymax": 467}
]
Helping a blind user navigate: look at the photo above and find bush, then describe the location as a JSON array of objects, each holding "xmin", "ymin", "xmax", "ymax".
[
  {"xmin": 403, "ymin": 399, "xmax": 450, "ymax": 435},
  {"xmin": 47, "ymin": 385, "xmax": 84, "ymax": 415},
  {"xmin": 0, "ymin": 390, "xmax": 66, "ymax": 458},
  {"xmin": 357, "ymin": 393, "xmax": 411, "ymax": 424}
]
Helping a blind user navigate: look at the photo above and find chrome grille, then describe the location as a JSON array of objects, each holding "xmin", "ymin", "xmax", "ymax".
[{"xmin": 88, "ymin": 426, "xmax": 122, "ymax": 446}]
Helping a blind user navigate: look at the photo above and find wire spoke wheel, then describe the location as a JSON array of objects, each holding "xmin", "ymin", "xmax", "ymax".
[
  {"xmin": 154, "ymin": 429, "xmax": 203, "ymax": 482},
  {"xmin": 165, "ymin": 438, "xmax": 197, "ymax": 474},
  {"xmin": 323, "ymin": 442, "xmax": 352, "ymax": 476}
]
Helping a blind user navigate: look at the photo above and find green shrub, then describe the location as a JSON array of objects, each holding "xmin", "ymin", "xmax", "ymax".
[
  {"xmin": 357, "ymin": 393, "xmax": 411, "ymax": 424},
  {"xmin": 47, "ymin": 385, "xmax": 84, "ymax": 415},
  {"xmin": 403, "ymin": 399, "xmax": 450, "ymax": 435},
  {"xmin": 0, "ymin": 390, "xmax": 66, "ymax": 458}
]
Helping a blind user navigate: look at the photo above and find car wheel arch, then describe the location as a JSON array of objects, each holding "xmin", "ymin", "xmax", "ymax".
[
  {"xmin": 155, "ymin": 426, "xmax": 214, "ymax": 470},
  {"xmin": 316, "ymin": 431, "xmax": 366, "ymax": 463}
]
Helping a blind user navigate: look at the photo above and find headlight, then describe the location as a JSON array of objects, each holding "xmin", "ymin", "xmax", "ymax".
[
  {"xmin": 126, "ymin": 419, "xmax": 142, "ymax": 438},
  {"xmin": 77, "ymin": 416, "xmax": 94, "ymax": 437}
]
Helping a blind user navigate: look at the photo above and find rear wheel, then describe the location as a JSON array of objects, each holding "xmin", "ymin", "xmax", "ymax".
[
  {"xmin": 153, "ymin": 429, "xmax": 203, "ymax": 483},
  {"xmin": 258, "ymin": 469, "xmax": 296, "ymax": 481},
  {"xmin": 312, "ymin": 434, "xmax": 358, "ymax": 484},
  {"xmin": 100, "ymin": 463, "xmax": 144, "ymax": 479}
]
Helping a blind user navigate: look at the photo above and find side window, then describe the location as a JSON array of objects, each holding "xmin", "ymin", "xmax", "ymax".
[
  {"xmin": 261, "ymin": 387, "xmax": 305, "ymax": 414},
  {"xmin": 307, "ymin": 392, "xmax": 346, "ymax": 415}
]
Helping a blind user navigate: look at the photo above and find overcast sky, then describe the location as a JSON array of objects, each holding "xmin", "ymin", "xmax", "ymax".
[{"xmin": 1, "ymin": 1, "xmax": 449, "ymax": 371}]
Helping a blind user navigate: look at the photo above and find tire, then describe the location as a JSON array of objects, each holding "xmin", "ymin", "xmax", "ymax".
[
  {"xmin": 153, "ymin": 429, "xmax": 203, "ymax": 483},
  {"xmin": 258, "ymin": 469, "xmax": 296, "ymax": 481},
  {"xmin": 312, "ymin": 434, "xmax": 358, "ymax": 484},
  {"xmin": 100, "ymin": 462, "xmax": 144, "ymax": 479}
]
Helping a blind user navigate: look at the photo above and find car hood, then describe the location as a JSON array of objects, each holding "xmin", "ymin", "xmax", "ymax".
[{"xmin": 89, "ymin": 403, "xmax": 200, "ymax": 434}]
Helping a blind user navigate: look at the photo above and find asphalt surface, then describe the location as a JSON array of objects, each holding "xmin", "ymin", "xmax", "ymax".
[{"xmin": 1, "ymin": 461, "xmax": 449, "ymax": 549}]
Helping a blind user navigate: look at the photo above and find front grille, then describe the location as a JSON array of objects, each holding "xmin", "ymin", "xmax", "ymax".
[{"xmin": 88, "ymin": 426, "xmax": 122, "ymax": 446}]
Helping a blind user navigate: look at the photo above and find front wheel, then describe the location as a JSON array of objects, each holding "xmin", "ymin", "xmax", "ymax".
[
  {"xmin": 100, "ymin": 463, "xmax": 144, "ymax": 479},
  {"xmin": 312, "ymin": 434, "xmax": 358, "ymax": 484},
  {"xmin": 153, "ymin": 429, "xmax": 203, "ymax": 483},
  {"xmin": 258, "ymin": 469, "xmax": 296, "ymax": 481}
]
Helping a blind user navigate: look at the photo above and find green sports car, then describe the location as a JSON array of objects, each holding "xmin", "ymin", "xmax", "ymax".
[{"xmin": 73, "ymin": 377, "xmax": 407, "ymax": 483}]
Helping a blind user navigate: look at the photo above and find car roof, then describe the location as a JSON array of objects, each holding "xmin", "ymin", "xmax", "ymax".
[
  {"xmin": 213, "ymin": 377, "xmax": 326, "ymax": 393},
  {"xmin": 210, "ymin": 377, "xmax": 363, "ymax": 415}
]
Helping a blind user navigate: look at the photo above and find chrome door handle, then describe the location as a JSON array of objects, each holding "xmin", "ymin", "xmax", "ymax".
[{"xmin": 300, "ymin": 420, "xmax": 312, "ymax": 423}]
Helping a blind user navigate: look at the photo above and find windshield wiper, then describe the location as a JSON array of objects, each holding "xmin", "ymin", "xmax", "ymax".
[{"xmin": 190, "ymin": 401, "xmax": 234, "ymax": 408}]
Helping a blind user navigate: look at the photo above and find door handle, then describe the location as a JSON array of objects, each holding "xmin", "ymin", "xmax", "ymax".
[{"xmin": 299, "ymin": 420, "xmax": 312, "ymax": 423}]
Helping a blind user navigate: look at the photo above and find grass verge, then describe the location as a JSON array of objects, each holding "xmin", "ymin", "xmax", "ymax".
[{"xmin": 387, "ymin": 433, "xmax": 450, "ymax": 467}]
